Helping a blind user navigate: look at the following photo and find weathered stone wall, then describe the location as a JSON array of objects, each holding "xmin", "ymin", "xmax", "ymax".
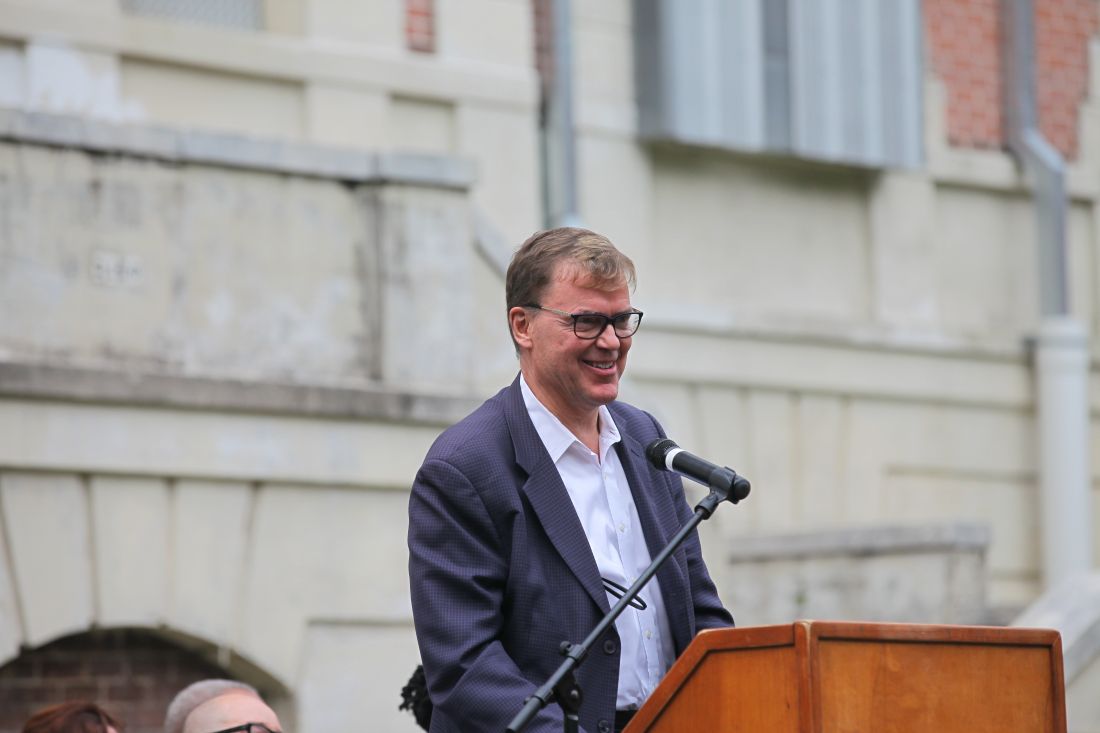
[
  {"xmin": 0, "ymin": 110, "xmax": 495, "ymax": 733},
  {"xmin": 0, "ymin": 110, "xmax": 490, "ymax": 393},
  {"xmin": 721, "ymin": 523, "xmax": 990, "ymax": 627}
]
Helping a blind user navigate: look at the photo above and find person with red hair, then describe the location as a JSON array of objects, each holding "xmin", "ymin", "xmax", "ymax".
[{"xmin": 21, "ymin": 702, "xmax": 122, "ymax": 733}]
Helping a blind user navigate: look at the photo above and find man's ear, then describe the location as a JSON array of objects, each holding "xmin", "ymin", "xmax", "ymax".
[{"xmin": 509, "ymin": 306, "xmax": 533, "ymax": 350}]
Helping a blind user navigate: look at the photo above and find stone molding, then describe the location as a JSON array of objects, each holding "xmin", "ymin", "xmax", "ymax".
[
  {"xmin": 0, "ymin": 108, "xmax": 476, "ymax": 189},
  {"xmin": 720, "ymin": 522, "xmax": 991, "ymax": 627},
  {"xmin": 0, "ymin": 362, "xmax": 478, "ymax": 425},
  {"xmin": 729, "ymin": 522, "xmax": 991, "ymax": 563},
  {"xmin": 0, "ymin": 1, "xmax": 537, "ymax": 109}
]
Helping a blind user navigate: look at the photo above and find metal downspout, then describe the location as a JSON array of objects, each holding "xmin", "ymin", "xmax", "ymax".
[
  {"xmin": 1003, "ymin": 0, "xmax": 1092, "ymax": 589},
  {"xmin": 543, "ymin": 0, "xmax": 581, "ymax": 228}
]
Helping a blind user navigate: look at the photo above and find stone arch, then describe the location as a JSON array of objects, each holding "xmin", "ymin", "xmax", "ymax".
[
  {"xmin": 0, "ymin": 461, "xmax": 420, "ymax": 731},
  {"xmin": 0, "ymin": 626, "xmax": 290, "ymax": 733},
  {"xmin": 0, "ymin": 472, "xmax": 299, "ymax": 690}
]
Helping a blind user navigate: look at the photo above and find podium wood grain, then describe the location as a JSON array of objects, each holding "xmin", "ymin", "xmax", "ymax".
[{"xmin": 625, "ymin": 621, "xmax": 1066, "ymax": 733}]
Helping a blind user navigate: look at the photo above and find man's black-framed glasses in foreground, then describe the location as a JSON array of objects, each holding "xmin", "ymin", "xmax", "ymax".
[{"xmin": 525, "ymin": 305, "xmax": 643, "ymax": 339}]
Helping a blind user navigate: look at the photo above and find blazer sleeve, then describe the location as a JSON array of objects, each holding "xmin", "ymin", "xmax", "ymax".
[{"xmin": 408, "ymin": 457, "xmax": 589, "ymax": 733}]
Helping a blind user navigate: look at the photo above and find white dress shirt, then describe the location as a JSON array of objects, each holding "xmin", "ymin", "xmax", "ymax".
[{"xmin": 520, "ymin": 375, "xmax": 675, "ymax": 709}]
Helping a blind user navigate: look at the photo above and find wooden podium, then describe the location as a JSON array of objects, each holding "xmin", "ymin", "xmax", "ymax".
[{"xmin": 625, "ymin": 621, "xmax": 1066, "ymax": 732}]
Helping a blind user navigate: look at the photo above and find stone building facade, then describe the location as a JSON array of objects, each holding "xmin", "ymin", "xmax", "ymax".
[{"xmin": 0, "ymin": 1, "xmax": 1099, "ymax": 731}]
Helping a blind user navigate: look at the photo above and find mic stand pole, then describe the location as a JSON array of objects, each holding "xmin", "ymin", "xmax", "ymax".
[{"xmin": 506, "ymin": 477, "xmax": 747, "ymax": 733}]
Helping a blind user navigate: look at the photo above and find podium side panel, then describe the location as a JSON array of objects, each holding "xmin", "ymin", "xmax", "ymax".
[
  {"xmin": 644, "ymin": 645, "xmax": 801, "ymax": 732},
  {"xmin": 816, "ymin": 639, "xmax": 1058, "ymax": 733}
]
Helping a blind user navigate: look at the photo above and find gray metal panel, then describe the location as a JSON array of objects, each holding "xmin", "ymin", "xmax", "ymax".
[
  {"xmin": 664, "ymin": 0, "xmax": 706, "ymax": 141},
  {"xmin": 879, "ymin": 0, "xmax": 905, "ymax": 166},
  {"xmin": 789, "ymin": 0, "xmax": 923, "ymax": 167},
  {"xmin": 820, "ymin": 0, "xmax": 845, "ymax": 160},
  {"xmin": 636, "ymin": 0, "xmax": 765, "ymax": 150},
  {"xmin": 762, "ymin": 0, "xmax": 791, "ymax": 150},
  {"xmin": 894, "ymin": 0, "xmax": 925, "ymax": 168},
  {"xmin": 839, "ymin": 0, "xmax": 870, "ymax": 161},
  {"xmin": 697, "ymin": 0, "xmax": 724, "ymax": 142},
  {"xmin": 789, "ymin": 0, "xmax": 821, "ymax": 156},
  {"xmin": 121, "ymin": 0, "xmax": 264, "ymax": 30},
  {"xmin": 720, "ymin": 0, "xmax": 765, "ymax": 150},
  {"xmin": 633, "ymin": 0, "xmax": 922, "ymax": 168},
  {"xmin": 859, "ymin": 0, "xmax": 885, "ymax": 165},
  {"xmin": 633, "ymin": 0, "xmax": 665, "ymax": 139},
  {"xmin": 789, "ymin": 0, "xmax": 856, "ymax": 160}
]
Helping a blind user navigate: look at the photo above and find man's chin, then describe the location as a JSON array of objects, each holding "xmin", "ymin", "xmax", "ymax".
[{"xmin": 587, "ymin": 383, "xmax": 620, "ymax": 406}]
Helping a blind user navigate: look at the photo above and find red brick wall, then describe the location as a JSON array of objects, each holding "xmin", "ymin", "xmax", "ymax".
[
  {"xmin": 0, "ymin": 630, "xmax": 229, "ymax": 733},
  {"xmin": 1035, "ymin": 0, "xmax": 1099, "ymax": 156},
  {"xmin": 406, "ymin": 0, "xmax": 436, "ymax": 53},
  {"xmin": 924, "ymin": 0, "xmax": 1099, "ymax": 159},
  {"xmin": 924, "ymin": 0, "xmax": 1005, "ymax": 150}
]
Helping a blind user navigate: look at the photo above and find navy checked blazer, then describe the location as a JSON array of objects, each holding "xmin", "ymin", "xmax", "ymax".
[{"xmin": 408, "ymin": 375, "xmax": 733, "ymax": 733}]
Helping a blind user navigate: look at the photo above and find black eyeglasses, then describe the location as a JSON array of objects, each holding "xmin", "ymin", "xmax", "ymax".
[
  {"xmin": 210, "ymin": 725, "xmax": 281, "ymax": 733},
  {"xmin": 525, "ymin": 305, "xmax": 643, "ymax": 339}
]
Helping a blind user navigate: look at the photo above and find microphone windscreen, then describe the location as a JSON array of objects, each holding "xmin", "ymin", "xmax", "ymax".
[{"xmin": 645, "ymin": 438, "xmax": 679, "ymax": 470}]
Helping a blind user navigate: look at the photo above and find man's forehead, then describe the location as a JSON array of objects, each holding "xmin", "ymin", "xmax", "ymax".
[
  {"xmin": 549, "ymin": 265, "xmax": 629, "ymax": 295},
  {"xmin": 183, "ymin": 692, "xmax": 278, "ymax": 732}
]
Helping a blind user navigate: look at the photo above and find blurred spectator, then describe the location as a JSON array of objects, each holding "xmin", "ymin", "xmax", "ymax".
[
  {"xmin": 22, "ymin": 702, "xmax": 122, "ymax": 733},
  {"xmin": 164, "ymin": 680, "xmax": 280, "ymax": 733},
  {"xmin": 399, "ymin": 665, "xmax": 431, "ymax": 731}
]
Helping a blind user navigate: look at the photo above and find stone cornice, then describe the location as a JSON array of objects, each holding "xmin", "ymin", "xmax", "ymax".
[
  {"xmin": 0, "ymin": 108, "xmax": 476, "ymax": 189},
  {"xmin": 0, "ymin": 361, "xmax": 478, "ymax": 425}
]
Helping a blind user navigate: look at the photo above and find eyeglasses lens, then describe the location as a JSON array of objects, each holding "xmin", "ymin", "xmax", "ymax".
[{"xmin": 573, "ymin": 313, "xmax": 641, "ymax": 339}]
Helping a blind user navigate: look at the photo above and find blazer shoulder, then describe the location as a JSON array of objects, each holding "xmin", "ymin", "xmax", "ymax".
[{"xmin": 421, "ymin": 386, "xmax": 513, "ymax": 471}]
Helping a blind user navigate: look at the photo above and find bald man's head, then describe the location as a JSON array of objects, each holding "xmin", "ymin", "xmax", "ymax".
[
  {"xmin": 164, "ymin": 680, "xmax": 261, "ymax": 733},
  {"xmin": 180, "ymin": 691, "xmax": 282, "ymax": 733}
]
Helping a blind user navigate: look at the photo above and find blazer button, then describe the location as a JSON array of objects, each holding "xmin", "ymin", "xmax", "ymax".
[
  {"xmin": 603, "ymin": 639, "xmax": 617, "ymax": 655},
  {"xmin": 597, "ymin": 720, "xmax": 611, "ymax": 733}
]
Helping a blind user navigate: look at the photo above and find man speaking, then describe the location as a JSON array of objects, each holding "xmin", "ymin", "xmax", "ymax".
[{"xmin": 408, "ymin": 227, "xmax": 733, "ymax": 733}]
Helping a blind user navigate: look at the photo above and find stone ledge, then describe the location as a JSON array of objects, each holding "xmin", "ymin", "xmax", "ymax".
[
  {"xmin": 0, "ymin": 362, "xmax": 480, "ymax": 425},
  {"xmin": 644, "ymin": 310, "xmax": 1031, "ymax": 361},
  {"xmin": 729, "ymin": 522, "xmax": 991, "ymax": 563},
  {"xmin": 0, "ymin": 108, "xmax": 476, "ymax": 189}
]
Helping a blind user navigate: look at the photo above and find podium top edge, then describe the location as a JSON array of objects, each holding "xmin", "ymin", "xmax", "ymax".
[{"xmin": 696, "ymin": 621, "xmax": 1061, "ymax": 648}]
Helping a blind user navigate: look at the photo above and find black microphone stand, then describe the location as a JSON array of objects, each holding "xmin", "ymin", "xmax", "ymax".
[{"xmin": 506, "ymin": 470, "xmax": 750, "ymax": 733}]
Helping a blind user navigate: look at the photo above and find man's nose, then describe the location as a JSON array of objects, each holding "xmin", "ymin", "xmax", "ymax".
[{"xmin": 594, "ymin": 322, "xmax": 622, "ymax": 348}]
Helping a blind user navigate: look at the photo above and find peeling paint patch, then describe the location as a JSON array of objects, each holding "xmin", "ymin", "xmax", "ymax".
[{"xmin": 25, "ymin": 41, "xmax": 145, "ymax": 123}]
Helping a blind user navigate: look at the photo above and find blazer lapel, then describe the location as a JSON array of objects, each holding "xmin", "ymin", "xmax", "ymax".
[
  {"xmin": 504, "ymin": 377, "xmax": 610, "ymax": 614},
  {"xmin": 615, "ymin": 430, "xmax": 694, "ymax": 654}
]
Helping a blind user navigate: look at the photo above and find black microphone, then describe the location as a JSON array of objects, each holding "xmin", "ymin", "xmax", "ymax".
[{"xmin": 645, "ymin": 439, "xmax": 751, "ymax": 503}]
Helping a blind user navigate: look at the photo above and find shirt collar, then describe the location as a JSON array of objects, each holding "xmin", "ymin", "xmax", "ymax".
[{"xmin": 520, "ymin": 373, "xmax": 621, "ymax": 463}]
